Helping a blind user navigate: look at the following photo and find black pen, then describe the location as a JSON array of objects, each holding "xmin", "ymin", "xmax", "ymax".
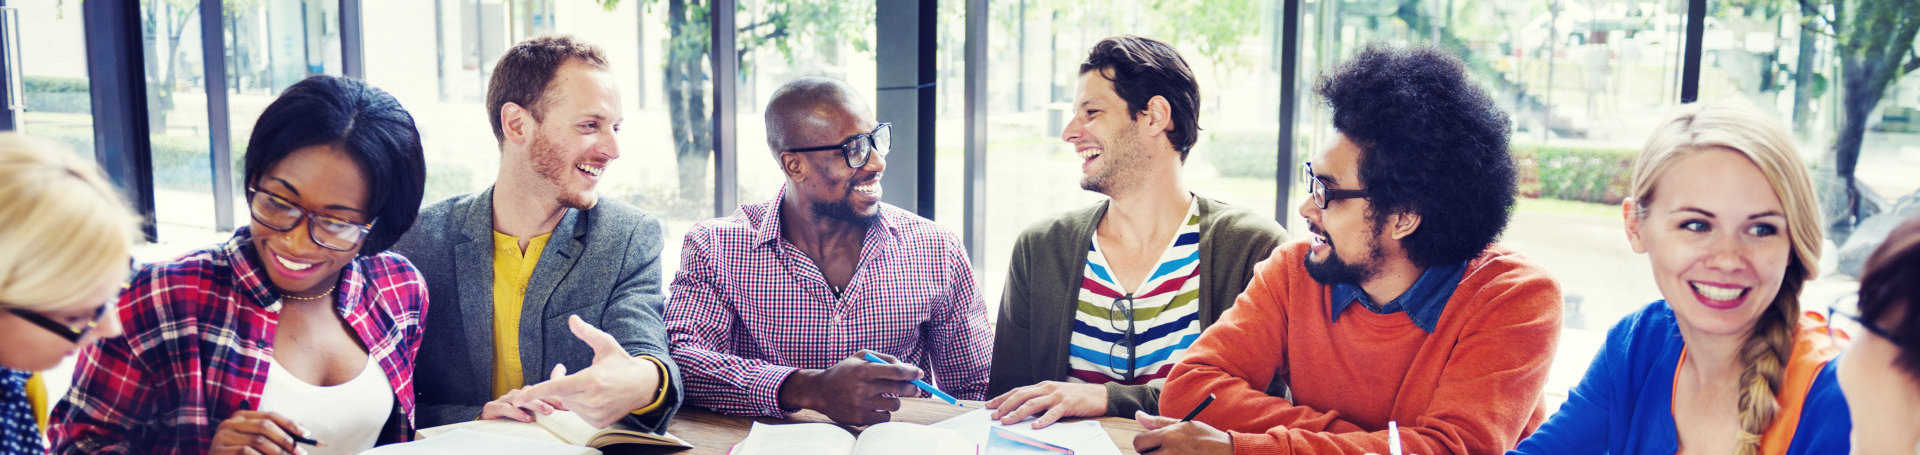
[
  {"xmin": 1179, "ymin": 393, "xmax": 1216, "ymax": 422},
  {"xmin": 290, "ymin": 433, "xmax": 322, "ymax": 446}
]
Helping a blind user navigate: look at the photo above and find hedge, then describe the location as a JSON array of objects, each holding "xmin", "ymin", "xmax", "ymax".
[{"xmin": 1512, "ymin": 143, "xmax": 1636, "ymax": 204}]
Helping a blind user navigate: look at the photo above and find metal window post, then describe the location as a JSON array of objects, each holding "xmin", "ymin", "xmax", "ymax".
[
  {"xmin": 877, "ymin": 0, "xmax": 937, "ymax": 217},
  {"xmin": 963, "ymin": 0, "xmax": 988, "ymax": 266},
  {"xmin": 84, "ymin": 0, "xmax": 157, "ymax": 242},
  {"xmin": 711, "ymin": 0, "xmax": 737, "ymax": 217},
  {"xmin": 201, "ymin": 0, "xmax": 236, "ymax": 231}
]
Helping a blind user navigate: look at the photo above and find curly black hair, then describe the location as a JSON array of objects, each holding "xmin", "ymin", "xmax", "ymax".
[{"xmin": 1316, "ymin": 43, "xmax": 1516, "ymax": 267}]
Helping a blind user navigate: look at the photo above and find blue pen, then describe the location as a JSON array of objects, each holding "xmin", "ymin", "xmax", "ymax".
[{"xmin": 862, "ymin": 352, "xmax": 961, "ymax": 405}]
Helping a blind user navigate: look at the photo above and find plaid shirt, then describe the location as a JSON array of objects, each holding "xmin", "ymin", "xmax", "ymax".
[
  {"xmin": 665, "ymin": 190, "xmax": 992, "ymax": 417},
  {"xmin": 49, "ymin": 227, "xmax": 428, "ymax": 454}
]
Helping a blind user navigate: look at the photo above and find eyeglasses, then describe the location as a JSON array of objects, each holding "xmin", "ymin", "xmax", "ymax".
[
  {"xmin": 1106, "ymin": 294, "xmax": 1137, "ymax": 381},
  {"xmin": 7, "ymin": 304, "xmax": 107, "ymax": 343},
  {"xmin": 1829, "ymin": 294, "xmax": 1902, "ymax": 345},
  {"xmin": 786, "ymin": 123, "xmax": 891, "ymax": 169},
  {"xmin": 1301, "ymin": 162, "xmax": 1370, "ymax": 210},
  {"xmin": 247, "ymin": 186, "xmax": 377, "ymax": 252}
]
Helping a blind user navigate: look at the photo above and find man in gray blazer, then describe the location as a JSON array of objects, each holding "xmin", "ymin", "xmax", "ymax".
[{"xmin": 393, "ymin": 35, "xmax": 680, "ymax": 431}]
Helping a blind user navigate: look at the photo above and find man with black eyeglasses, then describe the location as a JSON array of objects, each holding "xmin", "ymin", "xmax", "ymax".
[
  {"xmin": 663, "ymin": 76, "xmax": 991, "ymax": 426},
  {"xmin": 1138, "ymin": 44, "xmax": 1564, "ymax": 455},
  {"xmin": 985, "ymin": 35, "xmax": 1287, "ymax": 430}
]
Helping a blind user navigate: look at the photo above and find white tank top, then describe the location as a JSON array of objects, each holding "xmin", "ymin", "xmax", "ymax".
[{"xmin": 257, "ymin": 357, "xmax": 393, "ymax": 455}]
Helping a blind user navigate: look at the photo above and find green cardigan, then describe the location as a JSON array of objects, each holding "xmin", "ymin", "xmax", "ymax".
[{"xmin": 989, "ymin": 195, "xmax": 1288, "ymax": 416}]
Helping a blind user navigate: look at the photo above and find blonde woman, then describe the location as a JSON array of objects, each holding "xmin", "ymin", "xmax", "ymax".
[
  {"xmin": 1512, "ymin": 100, "xmax": 1850, "ymax": 455},
  {"xmin": 0, "ymin": 134, "xmax": 139, "ymax": 454}
]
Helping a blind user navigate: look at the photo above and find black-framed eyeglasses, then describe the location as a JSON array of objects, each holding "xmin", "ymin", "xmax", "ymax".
[
  {"xmin": 1105, "ymin": 294, "xmax": 1138, "ymax": 381},
  {"xmin": 247, "ymin": 186, "xmax": 377, "ymax": 252},
  {"xmin": 1829, "ymin": 294, "xmax": 1903, "ymax": 345},
  {"xmin": 1302, "ymin": 162, "xmax": 1369, "ymax": 210},
  {"xmin": 7, "ymin": 305, "xmax": 106, "ymax": 343},
  {"xmin": 785, "ymin": 122, "xmax": 892, "ymax": 169}
]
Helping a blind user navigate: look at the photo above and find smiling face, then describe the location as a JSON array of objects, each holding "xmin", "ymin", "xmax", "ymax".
[
  {"xmin": 1062, "ymin": 70, "xmax": 1149, "ymax": 195},
  {"xmin": 1627, "ymin": 147, "xmax": 1792, "ymax": 340},
  {"xmin": 523, "ymin": 59, "xmax": 622, "ymax": 210},
  {"xmin": 249, "ymin": 144, "xmax": 371, "ymax": 297},
  {"xmin": 0, "ymin": 266, "xmax": 124, "ymax": 371},
  {"xmin": 785, "ymin": 102, "xmax": 886, "ymax": 225},
  {"xmin": 1298, "ymin": 134, "xmax": 1386, "ymax": 285}
]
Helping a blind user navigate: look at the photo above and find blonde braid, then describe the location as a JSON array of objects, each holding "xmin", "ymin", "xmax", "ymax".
[{"xmin": 1731, "ymin": 263, "xmax": 1804, "ymax": 455}]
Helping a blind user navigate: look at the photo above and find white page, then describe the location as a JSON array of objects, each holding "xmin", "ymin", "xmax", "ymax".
[
  {"xmin": 851, "ymin": 422, "xmax": 977, "ymax": 455},
  {"xmin": 416, "ymin": 418, "xmax": 565, "ymax": 444},
  {"xmin": 361, "ymin": 429, "xmax": 598, "ymax": 455},
  {"xmin": 734, "ymin": 422, "xmax": 857, "ymax": 455},
  {"xmin": 930, "ymin": 409, "xmax": 1124, "ymax": 455}
]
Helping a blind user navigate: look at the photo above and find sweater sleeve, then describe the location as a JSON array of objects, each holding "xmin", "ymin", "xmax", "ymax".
[
  {"xmin": 1162, "ymin": 246, "xmax": 1368, "ymax": 434},
  {"xmin": 989, "ymin": 229, "xmax": 1040, "ymax": 398}
]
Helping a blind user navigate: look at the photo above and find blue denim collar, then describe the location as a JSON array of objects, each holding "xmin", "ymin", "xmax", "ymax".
[{"xmin": 1328, "ymin": 260, "xmax": 1467, "ymax": 333}]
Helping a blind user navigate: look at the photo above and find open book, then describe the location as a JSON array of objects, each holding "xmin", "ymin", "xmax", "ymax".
[
  {"xmin": 416, "ymin": 410, "xmax": 691, "ymax": 451},
  {"xmin": 730, "ymin": 420, "xmax": 1076, "ymax": 455},
  {"xmin": 730, "ymin": 421, "xmax": 976, "ymax": 455}
]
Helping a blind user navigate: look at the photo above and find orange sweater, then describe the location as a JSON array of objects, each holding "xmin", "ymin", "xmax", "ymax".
[{"xmin": 1162, "ymin": 241, "xmax": 1563, "ymax": 455}]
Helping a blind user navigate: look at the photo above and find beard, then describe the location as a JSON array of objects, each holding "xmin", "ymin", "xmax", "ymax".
[
  {"xmin": 530, "ymin": 132, "xmax": 597, "ymax": 210},
  {"xmin": 809, "ymin": 175, "xmax": 880, "ymax": 228},
  {"xmin": 1303, "ymin": 220, "xmax": 1384, "ymax": 286},
  {"xmin": 1080, "ymin": 128, "xmax": 1146, "ymax": 194}
]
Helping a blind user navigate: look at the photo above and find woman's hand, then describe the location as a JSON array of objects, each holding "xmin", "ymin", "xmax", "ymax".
[{"xmin": 209, "ymin": 410, "xmax": 315, "ymax": 455}]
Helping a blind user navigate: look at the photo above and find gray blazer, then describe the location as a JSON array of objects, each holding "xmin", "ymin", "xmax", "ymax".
[{"xmin": 392, "ymin": 187, "xmax": 682, "ymax": 432}]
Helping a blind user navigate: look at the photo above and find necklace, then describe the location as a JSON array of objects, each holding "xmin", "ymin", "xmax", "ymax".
[{"xmin": 282, "ymin": 286, "xmax": 335, "ymax": 301}]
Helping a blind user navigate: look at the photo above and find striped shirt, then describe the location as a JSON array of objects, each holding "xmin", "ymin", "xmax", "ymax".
[
  {"xmin": 49, "ymin": 227, "xmax": 428, "ymax": 454},
  {"xmin": 1067, "ymin": 201, "xmax": 1204, "ymax": 386},
  {"xmin": 664, "ymin": 189, "xmax": 993, "ymax": 417}
]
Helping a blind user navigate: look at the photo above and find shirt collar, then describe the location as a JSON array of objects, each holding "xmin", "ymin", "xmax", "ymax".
[
  {"xmin": 752, "ymin": 185, "xmax": 899, "ymax": 249},
  {"xmin": 225, "ymin": 226, "xmax": 367, "ymax": 315},
  {"xmin": 1328, "ymin": 260, "xmax": 1467, "ymax": 332}
]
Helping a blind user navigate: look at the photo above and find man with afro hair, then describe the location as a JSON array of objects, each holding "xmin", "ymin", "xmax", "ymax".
[{"xmin": 1136, "ymin": 43, "xmax": 1564, "ymax": 455}]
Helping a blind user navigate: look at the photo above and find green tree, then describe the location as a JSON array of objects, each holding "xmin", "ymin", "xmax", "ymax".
[
  {"xmin": 597, "ymin": 0, "xmax": 867, "ymax": 204},
  {"xmin": 1803, "ymin": 0, "xmax": 1920, "ymax": 239}
]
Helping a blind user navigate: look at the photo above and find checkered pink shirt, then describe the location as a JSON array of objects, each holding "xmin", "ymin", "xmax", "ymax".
[{"xmin": 664, "ymin": 190, "xmax": 992, "ymax": 417}]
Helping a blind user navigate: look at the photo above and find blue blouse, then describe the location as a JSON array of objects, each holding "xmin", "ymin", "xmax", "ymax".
[
  {"xmin": 2, "ymin": 368, "xmax": 42, "ymax": 453},
  {"xmin": 1511, "ymin": 301, "xmax": 1850, "ymax": 454}
]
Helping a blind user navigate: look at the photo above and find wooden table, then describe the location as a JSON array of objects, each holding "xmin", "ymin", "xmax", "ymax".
[{"xmin": 666, "ymin": 398, "xmax": 1147, "ymax": 455}]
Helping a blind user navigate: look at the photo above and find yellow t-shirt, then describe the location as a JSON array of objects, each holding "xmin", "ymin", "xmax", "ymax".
[
  {"xmin": 491, "ymin": 231, "xmax": 551, "ymax": 399},
  {"xmin": 489, "ymin": 231, "xmax": 670, "ymax": 416},
  {"xmin": 26, "ymin": 372, "xmax": 46, "ymax": 431}
]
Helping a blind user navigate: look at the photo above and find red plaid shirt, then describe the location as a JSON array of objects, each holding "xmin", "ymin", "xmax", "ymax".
[
  {"xmin": 50, "ymin": 227, "xmax": 428, "ymax": 454},
  {"xmin": 665, "ymin": 190, "xmax": 992, "ymax": 417}
]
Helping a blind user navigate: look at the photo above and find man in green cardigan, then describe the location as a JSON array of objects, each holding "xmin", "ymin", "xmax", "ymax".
[{"xmin": 985, "ymin": 35, "xmax": 1287, "ymax": 429}]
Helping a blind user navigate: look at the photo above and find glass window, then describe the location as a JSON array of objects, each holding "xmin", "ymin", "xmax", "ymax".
[
  {"xmin": 980, "ymin": 0, "xmax": 1286, "ymax": 305},
  {"xmin": 225, "ymin": 0, "xmax": 345, "ymax": 218},
  {"xmin": 140, "ymin": 0, "xmax": 219, "ymax": 242},
  {"xmin": 364, "ymin": 0, "xmax": 712, "ymax": 276},
  {"xmin": 1702, "ymin": 0, "xmax": 1920, "ymax": 314},
  {"xmin": 14, "ymin": 0, "xmax": 96, "ymax": 162},
  {"xmin": 733, "ymin": 0, "xmax": 880, "ymax": 208}
]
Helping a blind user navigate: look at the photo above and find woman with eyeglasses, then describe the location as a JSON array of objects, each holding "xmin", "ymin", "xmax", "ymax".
[
  {"xmin": 1512, "ymin": 99, "xmax": 1849, "ymax": 455},
  {"xmin": 50, "ymin": 75, "xmax": 429, "ymax": 455},
  {"xmin": 0, "ymin": 134, "xmax": 140, "ymax": 454},
  {"xmin": 1837, "ymin": 214, "xmax": 1920, "ymax": 454}
]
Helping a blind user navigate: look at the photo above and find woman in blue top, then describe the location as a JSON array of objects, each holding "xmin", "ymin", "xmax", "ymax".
[{"xmin": 1512, "ymin": 99, "xmax": 1849, "ymax": 455}]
